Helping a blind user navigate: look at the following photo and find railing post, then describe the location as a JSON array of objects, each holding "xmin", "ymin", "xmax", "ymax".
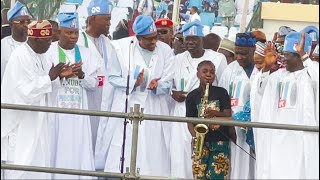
[{"xmin": 129, "ymin": 104, "xmax": 142, "ymax": 179}]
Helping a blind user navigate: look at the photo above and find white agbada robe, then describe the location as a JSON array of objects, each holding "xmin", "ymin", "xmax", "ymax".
[
  {"xmin": 102, "ymin": 36, "xmax": 174, "ymax": 177},
  {"xmin": 77, "ymin": 32, "xmax": 116, "ymax": 163},
  {"xmin": 1, "ymin": 43, "xmax": 52, "ymax": 179},
  {"xmin": 169, "ymin": 49, "xmax": 227, "ymax": 178},
  {"xmin": 1, "ymin": 36, "xmax": 25, "ymax": 83},
  {"xmin": 303, "ymin": 58, "xmax": 319, "ymax": 124},
  {"xmin": 218, "ymin": 60, "xmax": 258, "ymax": 179},
  {"xmin": 257, "ymin": 68, "xmax": 319, "ymax": 179},
  {"xmin": 46, "ymin": 42, "xmax": 101, "ymax": 179},
  {"xmin": 0, "ymin": 36, "xmax": 26, "ymax": 170}
]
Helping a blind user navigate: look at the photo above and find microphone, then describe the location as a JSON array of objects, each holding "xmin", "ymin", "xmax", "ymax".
[{"xmin": 120, "ymin": 39, "xmax": 134, "ymax": 173}]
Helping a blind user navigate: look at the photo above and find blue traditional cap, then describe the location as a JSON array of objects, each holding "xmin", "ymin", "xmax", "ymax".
[
  {"xmin": 235, "ymin": 32, "xmax": 256, "ymax": 47},
  {"xmin": 87, "ymin": 0, "xmax": 112, "ymax": 17},
  {"xmin": 302, "ymin": 25, "xmax": 319, "ymax": 42},
  {"xmin": 7, "ymin": 1, "xmax": 30, "ymax": 21},
  {"xmin": 283, "ymin": 32, "xmax": 312, "ymax": 54},
  {"xmin": 133, "ymin": 15, "xmax": 157, "ymax": 36},
  {"xmin": 57, "ymin": 13, "xmax": 79, "ymax": 29},
  {"xmin": 181, "ymin": 20, "xmax": 204, "ymax": 37}
]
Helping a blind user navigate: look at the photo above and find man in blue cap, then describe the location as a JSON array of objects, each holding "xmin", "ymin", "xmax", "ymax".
[
  {"xmin": 168, "ymin": 20, "xmax": 227, "ymax": 179},
  {"xmin": 1, "ymin": 1, "xmax": 31, "ymax": 83},
  {"xmin": 101, "ymin": 15, "xmax": 173, "ymax": 177},
  {"xmin": 256, "ymin": 31, "xmax": 319, "ymax": 179},
  {"xmin": 46, "ymin": 12, "xmax": 102, "ymax": 179},
  {"xmin": 77, "ymin": 0, "xmax": 117, "ymax": 168},
  {"xmin": 219, "ymin": 32, "xmax": 258, "ymax": 179}
]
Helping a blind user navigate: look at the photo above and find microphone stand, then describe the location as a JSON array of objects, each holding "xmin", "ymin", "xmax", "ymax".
[{"xmin": 120, "ymin": 40, "xmax": 134, "ymax": 173}]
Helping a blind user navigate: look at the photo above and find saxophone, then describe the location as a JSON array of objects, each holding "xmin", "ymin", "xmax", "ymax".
[{"xmin": 193, "ymin": 82, "xmax": 210, "ymax": 160}]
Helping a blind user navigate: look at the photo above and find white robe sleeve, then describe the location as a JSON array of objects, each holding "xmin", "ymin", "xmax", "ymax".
[
  {"xmin": 107, "ymin": 45, "xmax": 137, "ymax": 93},
  {"xmin": 80, "ymin": 49, "xmax": 102, "ymax": 90},
  {"xmin": 152, "ymin": 47, "xmax": 174, "ymax": 95},
  {"xmin": 215, "ymin": 53, "xmax": 228, "ymax": 83},
  {"xmin": 11, "ymin": 54, "xmax": 52, "ymax": 104},
  {"xmin": 300, "ymin": 77, "xmax": 319, "ymax": 179}
]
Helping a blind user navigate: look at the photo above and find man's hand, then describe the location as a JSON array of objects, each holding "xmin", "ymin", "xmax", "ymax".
[
  {"xmin": 263, "ymin": 41, "xmax": 278, "ymax": 72},
  {"xmin": 147, "ymin": 77, "xmax": 161, "ymax": 90},
  {"xmin": 49, "ymin": 63, "xmax": 66, "ymax": 81},
  {"xmin": 171, "ymin": 90, "xmax": 187, "ymax": 102},
  {"xmin": 70, "ymin": 62, "xmax": 84, "ymax": 79},
  {"xmin": 134, "ymin": 69, "xmax": 144, "ymax": 87},
  {"xmin": 209, "ymin": 124, "xmax": 220, "ymax": 131},
  {"xmin": 204, "ymin": 109, "xmax": 220, "ymax": 118},
  {"xmin": 295, "ymin": 32, "xmax": 307, "ymax": 57}
]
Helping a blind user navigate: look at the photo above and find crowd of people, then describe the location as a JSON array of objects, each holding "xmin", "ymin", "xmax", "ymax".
[{"xmin": 1, "ymin": 0, "xmax": 319, "ymax": 179}]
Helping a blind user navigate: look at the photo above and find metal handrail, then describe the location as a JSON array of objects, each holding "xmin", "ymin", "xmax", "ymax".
[
  {"xmin": 1, "ymin": 103, "xmax": 319, "ymax": 132},
  {"xmin": 1, "ymin": 103, "xmax": 319, "ymax": 179},
  {"xmin": 0, "ymin": 164, "xmax": 170, "ymax": 180}
]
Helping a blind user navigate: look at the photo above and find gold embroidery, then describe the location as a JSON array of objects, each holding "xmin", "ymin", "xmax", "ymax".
[{"xmin": 212, "ymin": 153, "xmax": 230, "ymax": 176}]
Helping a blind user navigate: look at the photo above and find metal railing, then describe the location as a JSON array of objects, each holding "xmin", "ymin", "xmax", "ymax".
[{"xmin": 1, "ymin": 103, "xmax": 319, "ymax": 179}]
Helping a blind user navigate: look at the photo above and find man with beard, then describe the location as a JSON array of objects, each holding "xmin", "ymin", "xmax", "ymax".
[
  {"xmin": 46, "ymin": 12, "xmax": 102, "ymax": 179},
  {"xmin": 1, "ymin": 20, "xmax": 67, "ymax": 179},
  {"xmin": 169, "ymin": 20, "xmax": 227, "ymax": 179},
  {"xmin": 1, "ymin": 1, "xmax": 31, "ymax": 82},
  {"xmin": 102, "ymin": 15, "xmax": 174, "ymax": 177},
  {"xmin": 77, "ymin": 0, "xmax": 118, "ymax": 167}
]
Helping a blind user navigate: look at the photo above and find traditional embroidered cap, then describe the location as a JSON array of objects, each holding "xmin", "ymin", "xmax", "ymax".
[
  {"xmin": 87, "ymin": 0, "xmax": 112, "ymax": 17},
  {"xmin": 133, "ymin": 15, "xmax": 157, "ymax": 36},
  {"xmin": 7, "ymin": 1, "xmax": 30, "ymax": 21},
  {"xmin": 181, "ymin": 20, "xmax": 204, "ymax": 37},
  {"xmin": 57, "ymin": 13, "xmax": 79, "ymax": 29},
  {"xmin": 255, "ymin": 41, "xmax": 266, "ymax": 57},
  {"xmin": 219, "ymin": 38, "xmax": 235, "ymax": 54},
  {"xmin": 235, "ymin": 32, "xmax": 256, "ymax": 47},
  {"xmin": 302, "ymin": 25, "xmax": 319, "ymax": 42},
  {"xmin": 27, "ymin": 20, "xmax": 52, "ymax": 38},
  {"xmin": 283, "ymin": 32, "xmax": 312, "ymax": 54},
  {"xmin": 155, "ymin": 18, "xmax": 173, "ymax": 28}
]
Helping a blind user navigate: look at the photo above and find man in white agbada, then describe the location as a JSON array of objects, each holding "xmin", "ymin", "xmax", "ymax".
[
  {"xmin": 77, "ymin": 0, "xmax": 117, "ymax": 163},
  {"xmin": 219, "ymin": 32, "xmax": 258, "ymax": 179},
  {"xmin": 1, "ymin": 2, "xmax": 31, "ymax": 171},
  {"xmin": 301, "ymin": 26, "xmax": 319, "ymax": 124},
  {"xmin": 1, "ymin": 20, "xmax": 66, "ymax": 179},
  {"xmin": 46, "ymin": 12, "xmax": 101, "ymax": 179},
  {"xmin": 169, "ymin": 20, "xmax": 227, "ymax": 178},
  {"xmin": 102, "ymin": 15, "xmax": 173, "ymax": 176},
  {"xmin": 257, "ymin": 31, "xmax": 319, "ymax": 179},
  {"xmin": 1, "ymin": 1, "xmax": 31, "ymax": 82}
]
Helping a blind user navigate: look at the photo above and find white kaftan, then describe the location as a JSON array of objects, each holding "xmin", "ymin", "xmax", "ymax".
[
  {"xmin": 46, "ymin": 42, "xmax": 101, "ymax": 179},
  {"xmin": 102, "ymin": 36, "xmax": 174, "ymax": 177},
  {"xmin": 1, "ymin": 43, "xmax": 52, "ymax": 179},
  {"xmin": 257, "ymin": 68, "xmax": 319, "ymax": 179},
  {"xmin": 77, "ymin": 32, "xmax": 117, "ymax": 164},
  {"xmin": 169, "ymin": 49, "xmax": 227, "ymax": 178},
  {"xmin": 218, "ymin": 60, "xmax": 258, "ymax": 179}
]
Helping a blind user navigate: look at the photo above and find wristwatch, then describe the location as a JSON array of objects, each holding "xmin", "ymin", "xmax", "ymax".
[
  {"xmin": 301, "ymin": 53, "xmax": 309, "ymax": 61},
  {"xmin": 80, "ymin": 72, "xmax": 85, "ymax": 79}
]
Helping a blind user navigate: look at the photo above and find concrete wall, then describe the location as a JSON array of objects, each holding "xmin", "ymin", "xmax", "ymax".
[{"xmin": 258, "ymin": 2, "xmax": 319, "ymax": 40}]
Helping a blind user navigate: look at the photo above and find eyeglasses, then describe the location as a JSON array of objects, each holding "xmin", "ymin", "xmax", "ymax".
[
  {"xmin": 12, "ymin": 19, "xmax": 31, "ymax": 26},
  {"xmin": 157, "ymin": 29, "xmax": 169, "ymax": 35},
  {"xmin": 141, "ymin": 36, "xmax": 157, "ymax": 42}
]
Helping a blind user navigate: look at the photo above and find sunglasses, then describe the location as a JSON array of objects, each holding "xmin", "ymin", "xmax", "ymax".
[{"xmin": 157, "ymin": 29, "xmax": 169, "ymax": 35}]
